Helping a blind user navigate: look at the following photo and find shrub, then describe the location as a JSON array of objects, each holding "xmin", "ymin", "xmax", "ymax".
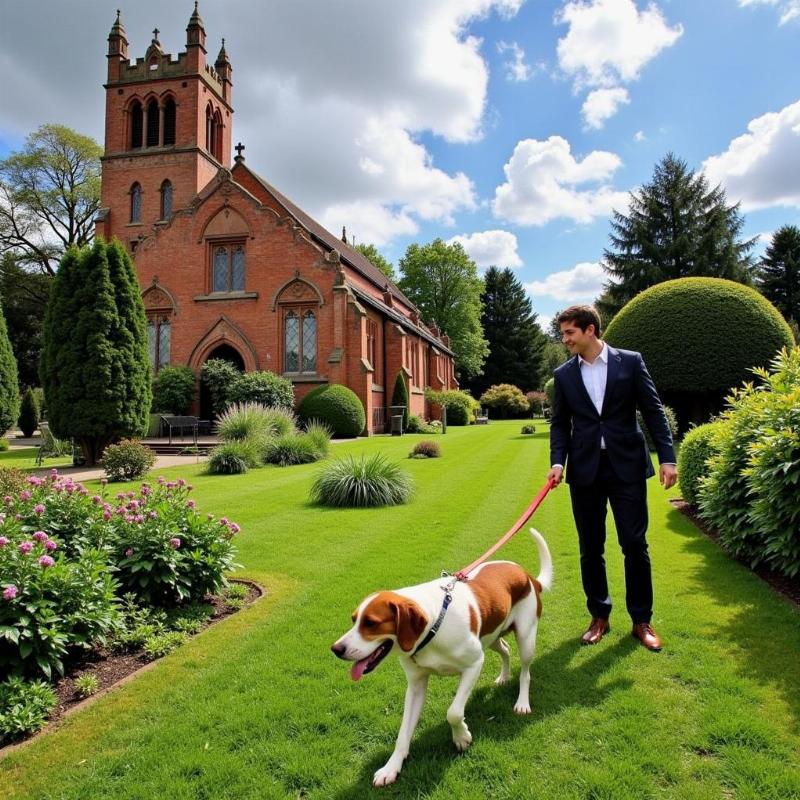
[
  {"xmin": 311, "ymin": 454, "xmax": 414, "ymax": 507},
  {"xmin": 228, "ymin": 371, "xmax": 294, "ymax": 410},
  {"xmin": 215, "ymin": 402, "xmax": 273, "ymax": 444},
  {"xmin": 405, "ymin": 415, "xmax": 439, "ymax": 434},
  {"xmin": 298, "ymin": 384, "xmax": 366, "ymax": 437},
  {"xmin": 74, "ymin": 674, "xmax": 99, "ymax": 698},
  {"xmin": 391, "ymin": 371, "xmax": 410, "ymax": 429},
  {"xmin": 262, "ymin": 434, "xmax": 323, "ymax": 466},
  {"xmin": 143, "ymin": 630, "xmax": 188, "ymax": 661},
  {"xmin": 0, "ymin": 467, "xmax": 28, "ymax": 496},
  {"xmin": 0, "ymin": 301, "xmax": 20, "ymax": 438},
  {"xmin": 526, "ymin": 391, "xmax": 547, "ymax": 416},
  {"xmin": 303, "ymin": 419, "xmax": 332, "ymax": 457},
  {"xmin": 604, "ymin": 278, "xmax": 795, "ymax": 428},
  {"xmin": 521, "ymin": 424, "xmax": 536, "ymax": 435},
  {"xmin": 678, "ymin": 422, "xmax": 723, "ymax": 506},
  {"xmin": 410, "ymin": 440, "xmax": 441, "ymax": 458},
  {"xmin": 0, "ymin": 677, "xmax": 57, "ymax": 743},
  {"xmin": 0, "ymin": 439, "xmax": 9, "ymax": 452},
  {"xmin": 425, "ymin": 389, "xmax": 478, "ymax": 426},
  {"xmin": 207, "ymin": 441, "xmax": 260, "ymax": 474},
  {"xmin": 636, "ymin": 405, "xmax": 679, "ymax": 452},
  {"xmin": 102, "ymin": 439, "xmax": 156, "ymax": 482},
  {"xmin": 544, "ymin": 378, "xmax": 555, "ymax": 410},
  {"xmin": 151, "ymin": 365, "xmax": 196, "ymax": 415},
  {"xmin": 201, "ymin": 359, "xmax": 241, "ymax": 417},
  {"xmin": 18, "ymin": 387, "xmax": 39, "ymax": 438},
  {"xmin": 479, "ymin": 384, "xmax": 529, "ymax": 417}
]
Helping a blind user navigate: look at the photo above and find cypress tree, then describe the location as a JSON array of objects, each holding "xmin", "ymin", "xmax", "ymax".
[
  {"xmin": 18, "ymin": 387, "xmax": 39, "ymax": 438},
  {"xmin": 757, "ymin": 225, "xmax": 800, "ymax": 329},
  {"xmin": 0, "ymin": 299, "xmax": 20, "ymax": 435},
  {"xmin": 600, "ymin": 153, "xmax": 756, "ymax": 316},
  {"xmin": 471, "ymin": 267, "xmax": 547, "ymax": 397},
  {"xmin": 391, "ymin": 371, "xmax": 409, "ymax": 429},
  {"xmin": 41, "ymin": 240, "xmax": 151, "ymax": 464}
]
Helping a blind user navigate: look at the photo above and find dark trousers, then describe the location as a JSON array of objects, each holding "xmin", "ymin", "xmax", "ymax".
[{"xmin": 569, "ymin": 452, "xmax": 652, "ymax": 624}]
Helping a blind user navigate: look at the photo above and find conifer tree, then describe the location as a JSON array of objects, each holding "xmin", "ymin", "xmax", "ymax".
[
  {"xmin": 600, "ymin": 153, "xmax": 755, "ymax": 316},
  {"xmin": 41, "ymin": 241, "xmax": 151, "ymax": 464},
  {"xmin": 471, "ymin": 267, "xmax": 547, "ymax": 397},
  {"xmin": 757, "ymin": 224, "xmax": 800, "ymax": 329},
  {"xmin": 18, "ymin": 387, "xmax": 39, "ymax": 438},
  {"xmin": 0, "ymin": 299, "xmax": 20, "ymax": 435},
  {"xmin": 391, "ymin": 371, "xmax": 409, "ymax": 429}
]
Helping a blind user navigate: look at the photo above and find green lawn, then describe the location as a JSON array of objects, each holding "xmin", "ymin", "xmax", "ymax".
[
  {"xmin": 1, "ymin": 421, "xmax": 799, "ymax": 799},
  {"xmin": 0, "ymin": 445, "xmax": 72, "ymax": 471}
]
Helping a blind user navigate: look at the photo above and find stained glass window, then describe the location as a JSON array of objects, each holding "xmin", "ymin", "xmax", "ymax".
[
  {"xmin": 130, "ymin": 183, "xmax": 142, "ymax": 223},
  {"xmin": 232, "ymin": 246, "xmax": 245, "ymax": 291},
  {"xmin": 213, "ymin": 246, "xmax": 228, "ymax": 292},
  {"xmin": 302, "ymin": 311, "xmax": 316, "ymax": 372},
  {"xmin": 160, "ymin": 180, "xmax": 173, "ymax": 219},
  {"xmin": 158, "ymin": 319, "xmax": 170, "ymax": 368},
  {"xmin": 284, "ymin": 311, "xmax": 299, "ymax": 372},
  {"xmin": 147, "ymin": 319, "xmax": 156, "ymax": 369}
]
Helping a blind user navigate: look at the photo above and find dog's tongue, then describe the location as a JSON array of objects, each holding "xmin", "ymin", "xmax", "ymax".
[{"xmin": 351, "ymin": 657, "xmax": 370, "ymax": 682}]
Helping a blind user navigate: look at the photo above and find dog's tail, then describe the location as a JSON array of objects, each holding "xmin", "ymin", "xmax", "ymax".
[{"xmin": 529, "ymin": 528, "xmax": 553, "ymax": 592}]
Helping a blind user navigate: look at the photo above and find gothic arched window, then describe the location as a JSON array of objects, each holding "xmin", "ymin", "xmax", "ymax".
[
  {"xmin": 211, "ymin": 243, "xmax": 246, "ymax": 292},
  {"xmin": 130, "ymin": 183, "xmax": 142, "ymax": 223},
  {"xmin": 146, "ymin": 98, "xmax": 160, "ymax": 147},
  {"xmin": 283, "ymin": 307, "xmax": 317, "ymax": 374},
  {"xmin": 163, "ymin": 97, "xmax": 176, "ymax": 146},
  {"xmin": 147, "ymin": 315, "xmax": 171, "ymax": 371},
  {"xmin": 160, "ymin": 180, "xmax": 173, "ymax": 220},
  {"xmin": 130, "ymin": 101, "xmax": 143, "ymax": 149}
]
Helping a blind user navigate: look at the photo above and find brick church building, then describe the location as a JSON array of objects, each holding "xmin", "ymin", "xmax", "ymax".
[{"xmin": 95, "ymin": 6, "xmax": 457, "ymax": 434}]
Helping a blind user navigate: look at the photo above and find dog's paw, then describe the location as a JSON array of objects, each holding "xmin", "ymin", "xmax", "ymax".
[
  {"xmin": 373, "ymin": 764, "xmax": 400, "ymax": 787},
  {"xmin": 452, "ymin": 724, "xmax": 473, "ymax": 752},
  {"xmin": 494, "ymin": 672, "xmax": 510, "ymax": 686},
  {"xmin": 513, "ymin": 699, "xmax": 532, "ymax": 715}
]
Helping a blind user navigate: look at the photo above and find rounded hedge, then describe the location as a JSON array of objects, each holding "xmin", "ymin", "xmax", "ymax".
[
  {"xmin": 298, "ymin": 384, "xmax": 365, "ymax": 438},
  {"xmin": 604, "ymin": 278, "xmax": 794, "ymax": 394},
  {"xmin": 677, "ymin": 421, "xmax": 724, "ymax": 506},
  {"xmin": 151, "ymin": 365, "xmax": 196, "ymax": 415}
]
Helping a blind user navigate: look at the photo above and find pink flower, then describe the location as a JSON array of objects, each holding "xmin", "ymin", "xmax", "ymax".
[
  {"xmin": 149, "ymin": 510, "xmax": 158, "ymax": 519},
  {"xmin": 33, "ymin": 503, "xmax": 45, "ymax": 515},
  {"xmin": 116, "ymin": 492, "xmax": 125, "ymax": 501},
  {"xmin": 92, "ymin": 495, "xmax": 103, "ymax": 505},
  {"xmin": 140, "ymin": 485, "xmax": 151, "ymax": 496},
  {"xmin": 18, "ymin": 541, "xmax": 33, "ymax": 554},
  {"xmin": 125, "ymin": 547, "xmax": 134, "ymax": 557},
  {"xmin": 26, "ymin": 476, "xmax": 42, "ymax": 486},
  {"xmin": 32, "ymin": 531, "xmax": 48, "ymax": 542},
  {"xmin": 187, "ymin": 484, "xmax": 194, "ymax": 492},
  {"xmin": 169, "ymin": 537, "xmax": 181, "ymax": 549},
  {"xmin": 127, "ymin": 500, "xmax": 140, "ymax": 511},
  {"xmin": 178, "ymin": 478, "xmax": 186, "ymax": 487},
  {"xmin": 167, "ymin": 481, "xmax": 177, "ymax": 490},
  {"xmin": 134, "ymin": 514, "xmax": 145, "ymax": 524},
  {"xmin": 20, "ymin": 490, "xmax": 31, "ymax": 501},
  {"xmin": 219, "ymin": 517, "xmax": 229, "ymax": 526},
  {"xmin": 229, "ymin": 523, "xmax": 241, "ymax": 535},
  {"xmin": 127, "ymin": 491, "xmax": 135, "ymax": 499},
  {"xmin": 3, "ymin": 585, "xmax": 17, "ymax": 601},
  {"xmin": 103, "ymin": 510, "xmax": 112, "ymax": 521},
  {"xmin": 50, "ymin": 468, "xmax": 59, "ymax": 476},
  {"xmin": 116, "ymin": 507, "xmax": 126, "ymax": 516},
  {"xmin": 157, "ymin": 476, "xmax": 166, "ymax": 485},
  {"xmin": 0, "ymin": 536, "xmax": 8, "ymax": 547},
  {"xmin": 186, "ymin": 500, "xmax": 196, "ymax": 509},
  {"xmin": 207, "ymin": 513, "xmax": 215, "ymax": 521},
  {"xmin": 3, "ymin": 496, "xmax": 12, "ymax": 505},
  {"xmin": 38, "ymin": 555, "xmax": 55, "ymax": 568},
  {"xmin": 100, "ymin": 478, "xmax": 108, "ymax": 486},
  {"xmin": 124, "ymin": 515, "xmax": 134, "ymax": 523},
  {"xmin": 45, "ymin": 540, "xmax": 57, "ymax": 551},
  {"xmin": 14, "ymin": 513, "xmax": 22, "ymax": 521}
]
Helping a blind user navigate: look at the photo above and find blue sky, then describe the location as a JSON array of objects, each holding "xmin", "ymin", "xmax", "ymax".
[{"xmin": 1, "ymin": 0, "xmax": 799, "ymax": 330}]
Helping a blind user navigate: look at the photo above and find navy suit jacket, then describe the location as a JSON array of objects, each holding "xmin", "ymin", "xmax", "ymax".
[{"xmin": 549, "ymin": 346, "xmax": 676, "ymax": 486}]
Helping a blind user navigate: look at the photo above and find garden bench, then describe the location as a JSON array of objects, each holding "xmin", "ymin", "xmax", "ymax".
[
  {"xmin": 35, "ymin": 421, "xmax": 73, "ymax": 466},
  {"xmin": 476, "ymin": 408, "xmax": 489, "ymax": 424},
  {"xmin": 160, "ymin": 415, "xmax": 199, "ymax": 446}
]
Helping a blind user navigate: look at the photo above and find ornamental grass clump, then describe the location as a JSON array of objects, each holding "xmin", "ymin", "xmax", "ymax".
[
  {"xmin": 263, "ymin": 434, "xmax": 323, "ymax": 466},
  {"xmin": 215, "ymin": 402, "xmax": 274, "ymax": 444},
  {"xmin": 303, "ymin": 419, "xmax": 332, "ymax": 456},
  {"xmin": 410, "ymin": 440, "xmax": 441, "ymax": 458},
  {"xmin": 311, "ymin": 453, "xmax": 413, "ymax": 508},
  {"xmin": 521, "ymin": 424, "xmax": 536, "ymax": 435},
  {"xmin": 207, "ymin": 440, "xmax": 261, "ymax": 474}
]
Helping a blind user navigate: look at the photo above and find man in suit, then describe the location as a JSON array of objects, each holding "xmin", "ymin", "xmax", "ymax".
[{"xmin": 547, "ymin": 305, "xmax": 677, "ymax": 651}]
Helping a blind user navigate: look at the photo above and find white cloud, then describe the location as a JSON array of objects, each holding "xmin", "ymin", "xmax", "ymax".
[
  {"xmin": 634, "ymin": 130, "xmax": 647, "ymax": 142},
  {"xmin": 525, "ymin": 261, "xmax": 608, "ymax": 302},
  {"xmin": 492, "ymin": 136, "xmax": 629, "ymax": 225},
  {"xmin": 497, "ymin": 41, "xmax": 533, "ymax": 82},
  {"xmin": 582, "ymin": 87, "xmax": 631, "ymax": 129},
  {"xmin": 738, "ymin": 0, "xmax": 800, "ymax": 25},
  {"xmin": 0, "ymin": 0, "xmax": 517, "ymax": 246},
  {"xmin": 447, "ymin": 230, "xmax": 523, "ymax": 267},
  {"xmin": 556, "ymin": 0, "xmax": 683, "ymax": 89},
  {"xmin": 702, "ymin": 98, "xmax": 800, "ymax": 211}
]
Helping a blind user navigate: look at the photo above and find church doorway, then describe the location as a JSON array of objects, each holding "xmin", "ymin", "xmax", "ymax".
[{"xmin": 200, "ymin": 344, "xmax": 245, "ymax": 422}]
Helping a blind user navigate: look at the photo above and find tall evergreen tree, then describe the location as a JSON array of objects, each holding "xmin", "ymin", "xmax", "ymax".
[
  {"xmin": 0, "ymin": 298, "xmax": 20, "ymax": 436},
  {"xmin": 398, "ymin": 239, "xmax": 489, "ymax": 380},
  {"xmin": 471, "ymin": 267, "xmax": 546, "ymax": 397},
  {"xmin": 600, "ymin": 153, "xmax": 755, "ymax": 316},
  {"xmin": 41, "ymin": 241, "xmax": 151, "ymax": 465},
  {"xmin": 757, "ymin": 225, "xmax": 800, "ymax": 328}
]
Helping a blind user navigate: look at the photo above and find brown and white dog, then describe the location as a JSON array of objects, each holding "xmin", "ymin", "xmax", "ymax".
[{"xmin": 331, "ymin": 528, "xmax": 553, "ymax": 787}]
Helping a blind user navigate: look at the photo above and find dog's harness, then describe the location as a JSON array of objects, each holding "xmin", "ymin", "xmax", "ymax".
[{"xmin": 409, "ymin": 477, "xmax": 556, "ymax": 661}]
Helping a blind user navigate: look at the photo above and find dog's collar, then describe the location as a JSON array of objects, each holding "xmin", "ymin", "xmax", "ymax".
[{"xmin": 410, "ymin": 578, "xmax": 457, "ymax": 660}]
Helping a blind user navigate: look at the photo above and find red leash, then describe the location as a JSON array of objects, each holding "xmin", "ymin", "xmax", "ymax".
[{"xmin": 454, "ymin": 477, "xmax": 557, "ymax": 581}]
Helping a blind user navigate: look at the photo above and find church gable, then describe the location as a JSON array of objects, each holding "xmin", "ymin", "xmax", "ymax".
[{"xmin": 201, "ymin": 205, "xmax": 251, "ymax": 239}]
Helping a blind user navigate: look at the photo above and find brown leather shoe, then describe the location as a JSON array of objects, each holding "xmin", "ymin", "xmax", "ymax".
[
  {"xmin": 581, "ymin": 617, "xmax": 610, "ymax": 645},
  {"xmin": 632, "ymin": 623, "xmax": 662, "ymax": 652}
]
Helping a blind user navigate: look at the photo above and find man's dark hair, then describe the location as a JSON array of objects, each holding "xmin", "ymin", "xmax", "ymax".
[{"xmin": 557, "ymin": 305, "xmax": 602, "ymax": 336}]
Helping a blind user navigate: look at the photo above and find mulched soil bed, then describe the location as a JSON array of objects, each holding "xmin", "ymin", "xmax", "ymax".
[
  {"xmin": 671, "ymin": 499, "xmax": 800, "ymax": 607},
  {"xmin": 1, "ymin": 580, "xmax": 262, "ymax": 754}
]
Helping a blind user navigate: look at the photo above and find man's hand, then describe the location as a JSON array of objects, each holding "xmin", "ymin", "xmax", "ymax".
[
  {"xmin": 547, "ymin": 466, "xmax": 564, "ymax": 486},
  {"xmin": 659, "ymin": 463, "xmax": 677, "ymax": 490}
]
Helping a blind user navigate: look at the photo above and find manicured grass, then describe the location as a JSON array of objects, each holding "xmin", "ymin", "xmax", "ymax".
[
  {"xmin": 1, "ymin": 422, "xmax": 799, "ymax": 799},
  {"xmin": 0, "ymin": 446, "xmax": 72, "ymax": 471}
]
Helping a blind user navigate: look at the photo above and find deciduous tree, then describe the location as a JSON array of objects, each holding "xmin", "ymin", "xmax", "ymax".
[{"xmin": 355, "ymin": 243, "xmax": 395, "ymax": 280}]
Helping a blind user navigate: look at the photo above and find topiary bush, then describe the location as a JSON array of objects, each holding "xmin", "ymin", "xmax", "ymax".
[
  {"xmin": 391, "ymin": 371, "xmax": 410, "ymax": 430},
  {"xmin": 18, "ymin": 388, "xmax": 39, "ymax": 438},
  {"xmin": 228, "ymin": 371, "xmax": 294, "ymax": 410},
  {"xmin": 678, "ymin": 421, "xmax": 724, "ymax": 506},
  {"xmin": 636, "ymin": 405, "xmax": 678, "ymax": 452},
  {"xmin": 479, "ymin": 384, "xmax": 529, "ymax": 418},
  {"xmin": 604, "ymin": 277, "xmax": 795, "ymax": 429},
  {"xmin": 298, "ymin": 384, "xmax": 366, "ymax": 438},
  {"xmin": 102, "ymin": 439, "xmax": 156, "ymax": 482},
  {"xmin": 0, "ymin": 301, "xmax": 20, "ymax": 438},
  {"xmin": 425, "ymin": 389, "xmax": 478, "ymax": 426},
  {"xmin": 311, "ymin": 453, "xmax": 413, "ymax": 507},
  {"xmin": 151, "ymin": 365, "xmax": 196, "ymax": 415},
  {"xmin": 410, "ymin": 440, "xmax": 441, "ymax": 459},
  {"xmin": 207, "ymin": 441, "xmax": 261, "ymax": 474}
]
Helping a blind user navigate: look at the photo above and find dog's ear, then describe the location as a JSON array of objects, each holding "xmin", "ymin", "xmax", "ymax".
[{"xmin": 390, "ymin": 599, "xmax": 428, "ymax": 652}]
